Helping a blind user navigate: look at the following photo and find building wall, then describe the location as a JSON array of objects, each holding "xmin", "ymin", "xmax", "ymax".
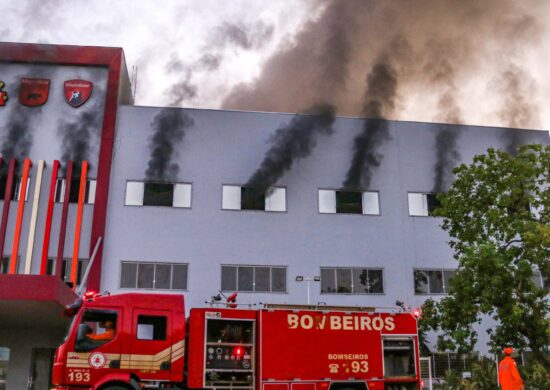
[{"xmin": 102, "ymin": 106, "xmax": 548, "ymax": 327}]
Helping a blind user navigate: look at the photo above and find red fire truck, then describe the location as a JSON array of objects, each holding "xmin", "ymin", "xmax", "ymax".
[{"xmin": 52, "ymin": 292, "xmax": 422, "ymax": 390}]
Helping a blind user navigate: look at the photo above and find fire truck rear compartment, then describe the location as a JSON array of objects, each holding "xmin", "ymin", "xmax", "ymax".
[{"xmin": 204, "ymin": 318, "xmax": 255, "ymax": 389}]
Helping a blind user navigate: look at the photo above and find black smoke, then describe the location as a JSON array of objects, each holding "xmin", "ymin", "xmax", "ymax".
[
  {"xmin": 212, "ymin": 21, "xmax": 274, "ymax": 51},
  {"xmin": 58, "ymin": 87, "xmax": 104, "ymax": 175},
  {"xmin": 342, "ymin": 56, "xmax": 398, "ymax": 190},
  {"xmin": 246, "ymin": 103, "xmax": 336, "ymax": 191},
  {"xmin": 145, "ymin": 108, "xmax": 195, "ymax": 181},
  {"xmin": 1, "ymin": 104, "xmax": 33, "ymax": 174},
  {"xmin": 432, "ymin": 128, "xmax": 461, "ymax": 193}
]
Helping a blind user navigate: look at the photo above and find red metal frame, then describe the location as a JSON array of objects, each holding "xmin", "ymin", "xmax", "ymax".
[
  {"xmin": 0, "ymin": 158, "xmax": 16, "ymax": 261},
  {"xmin": 40, "ymin": 160, "xmax": 60, "ymax": 275},
  {"xmin": 56, "ymin": 161, "xmax": 73, "ymax": 279},
  {"xmin": 9, "ymin": 158, "xmax": 32, "ymax": 273},
  {"xmin": 70, "ymin": 161, "xmax": 88, "ymax": 289},
  {"xmin": 0, "ymin": 42, "xmax": 126, "ymax": 290}
]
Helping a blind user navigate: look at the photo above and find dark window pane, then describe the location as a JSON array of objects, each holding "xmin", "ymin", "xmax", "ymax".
[
  {"xmin": 221, "ymin": 266, "xmax": 237, "ymax": 291},
  {"xmin": 321, "ymin": 268, "xmax": 336, "ymax": 293},
  {"xmin": 155, "ymin": 264, "xmax": 171, "ymax": 289},
  {"xmin": 137, "ymin": 315, "xmax": 167, "ymax": 340},
  {"xmin": 271, "ymin": 267, "xmax": 286, "ymax": 292},
  {"xmin": 121, "ymin": 262, "xmax": 137, "ymax": 288},
  {"xmin": 336, "ymin": 191, "xmax": 362, "ymax": 214},
  {"xmin": 254, "ymin": 267, "xmax": 270, "ymax": 292},
  {"xmin": 1, "ymin": 257, "xmax": 8, "ymax": 274},
  {"xmin": 0, "ymin": 175, "xmax": 19, "ymax": 201},
  {"xmin": 443, "ymin": 270, "xmax": 456, "ymax": 293},
  {"xmin": 241, "ymin": 187, "xmax": 265, "ymax": 210},
  {"xmin": 143, "ymin": 183, "xmax": 174, "ymax": 207},
  {"xmin": 69, "ymin": 179, "xmax": 80, "ymax": 203},
  {"xmin": 427, "ymin": 194, "xmax": 442, "ymax": 216},
  {"xmin": 429, "ymin": 270, "xmax": 444, "ymax": 293},
  {"xmin": 414, "ymin": 270, "xmax": 429, "ymax": 294},
  {"xmin": 137, "ymin": 263, "xmax": 154, "ymax": 289},
  {"xmin": 46, "ymin": 258, "xmax": 54, "ymax": 275},
  {"xmin": 238, "ymin": 267, "xmax": 254, "ymax": 291},
  {"xmin": 368, "ymin": 269, "xmax": 384, "ymax": 293},
  {"xmin": 54, "ymin": 179, "xmax": 64, "ymax": 202},
  {"xmin": 172, "ymin": 264, "xmax": 188, "ymax": 290},
  {"xmin": 352, "ymin": 268, "xmax": 369, "ymax": 294},
  {"xmin": 336, "ymin": 268, "xmax": 352, "ymax": 293}
]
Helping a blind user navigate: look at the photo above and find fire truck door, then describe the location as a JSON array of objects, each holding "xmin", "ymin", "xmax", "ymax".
[{"xmin": 129, "ymin": 309, "xmax": 173, "ymax": 377}]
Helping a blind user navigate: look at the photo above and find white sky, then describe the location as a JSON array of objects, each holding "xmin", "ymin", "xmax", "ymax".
[{"xmin": 1, "ymin": 1, "xmax": 549, "ymax": 131}]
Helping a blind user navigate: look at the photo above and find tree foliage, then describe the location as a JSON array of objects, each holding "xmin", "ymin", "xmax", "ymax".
[{"xmin": 420, "ymin": 144, "xmax": 550, "ymax": 370}]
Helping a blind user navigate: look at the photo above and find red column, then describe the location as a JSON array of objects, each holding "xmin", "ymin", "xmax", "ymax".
[
  {"xmin": 9, "ymin": 158, "xmax": 32, "ymax": 274},
  {"xmin": 70, "ymin": 161, "xmax": 88, "ymax": 289},
  {"xmin": 40, "ymin": 160, "xmax": 60, "ymax": 275},
  {"xmin": 56, "ymin": 161, "xmax": 73, "ymax": 280},
  {"xmin": 0, "ymin": 158, "xmax": 16, "ymax": 262}
]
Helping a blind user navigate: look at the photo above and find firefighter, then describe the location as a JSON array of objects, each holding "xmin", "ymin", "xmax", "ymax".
[
  {"xmin": 498, "ymin": 347, "xmax": 524, "ymax": 390},
  {"xmin": 86, "ymin": 320, "xmax": 115, "ymax": 341}
]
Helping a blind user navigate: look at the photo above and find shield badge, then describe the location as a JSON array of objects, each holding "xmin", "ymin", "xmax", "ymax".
[
  {"xmin": 64, "ymin": 79, "xmax": 93, "ymax": 108},
  {"xmin": 19, "ymin": 78, "xmax": 50, "ymax": 107}
]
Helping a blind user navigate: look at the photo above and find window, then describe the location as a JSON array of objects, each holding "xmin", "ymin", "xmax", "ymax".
[
  {"xmin": 221, "ymin": 265, "xmax": 287, "ymax": 292},
  {"xmin": 408, "ymin": 192, "xmax": 442, "ymax": 216},
  {"xmin": 46, "ymin": 258, "xmax": 89, "ymax": 286},
  {"xmin": 0, "ymin": 176, "xmax": 30, "ymax": 201},
  {"xmin": 532, "ymin": 270, "xmax": 549, "ymax": 290},
  {"xmin": 321, "ymin": 267, "xmax": 384, "ymax": 294},
  {"xmin": 54, "ymin": 179, "xmax": 96, "ymax": 204},
  {"xmin": 414, "ymin": 269, "xmax": 456, "ymax": 294},
  {"xmin": 137, "ymin": 315, "xmax": 167, "ymax": 340},
  {"xmin": 75, "ymin": 309, "xmax": 118, "ymax": 352},
  {"xmin": 1, "ymin": 256, "xmax": 20, "ymax": 274},
  {"xmin": 383, "ymin": 337, "xmax": 416, "ymax": 378},
  {"xmin": 125, "ymin": 181, "xmax": 191, "ymax": 208},
  {"xmin": 318, "ymin": 190, "xmax": 380, "ymax": 215},
  {"xmin": 120, "ymin": 261, "xmax": 188, "ymax": 290},
  {"xmin": 222, "ymin": 185, "xmax": 286, "ymax": 212}
]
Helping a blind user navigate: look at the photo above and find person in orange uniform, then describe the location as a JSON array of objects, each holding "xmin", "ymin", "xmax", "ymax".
[
  {"xmin": 498, "ymin": 347, "xmax": 524, "ymax": 390},
  {"xmin": 87, "ymin": 320, "xmax": 115, "ymax": 342}
]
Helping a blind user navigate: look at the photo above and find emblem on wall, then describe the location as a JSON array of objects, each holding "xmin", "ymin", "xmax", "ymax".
[
  {"xmin": 64, "ymin": 79, "xmax": 93, "ymax": 107},
  {"xmin": 0, "ymin": 81, "xmax": 8, "ymax": 106},
  {"xmin": 88, "ymin": 352, "xmax": 107, "ymax": 369},
  {"xmin": 19, "ymin": 78, "xmax": 50, "ymax": 106}
]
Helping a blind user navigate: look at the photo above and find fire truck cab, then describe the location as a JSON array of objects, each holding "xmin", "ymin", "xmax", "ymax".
[{"xmin": 52, "ymin": 293, "xmax": 421, "ymax": 390}]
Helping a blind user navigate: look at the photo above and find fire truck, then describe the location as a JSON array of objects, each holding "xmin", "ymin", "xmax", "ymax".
[{"xmin": 52, "ymin": 292, "xmax": 422, "ymax": 390}]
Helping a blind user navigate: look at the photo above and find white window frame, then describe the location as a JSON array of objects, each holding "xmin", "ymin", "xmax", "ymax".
[
  {"xmin": 318, "ymin": 189, "xmax": 380, "ymax": 215},
  {"xmin": 54, "ymin": 178, "xmax": 97, "ymax": 204},
  {"xmin": 408, "ymin": 192, "xmax": 441, "ymax": 217},
  {"xmin": 221, "ymin": 185, "xmax": 287, "ymax": 212},
  {"xmin": 124, "ymin": 181, "xmax": 192, "ymax": 208}
]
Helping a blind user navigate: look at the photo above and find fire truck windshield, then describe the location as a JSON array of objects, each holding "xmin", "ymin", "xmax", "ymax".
[{"xmin": 74, "ymin": 309, "xmax": 118, "ymax": 352}]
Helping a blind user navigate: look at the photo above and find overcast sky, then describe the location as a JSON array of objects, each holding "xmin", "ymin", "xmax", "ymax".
[{"xmin": 1, "ymin": 0, "xmax": 549, "ymax": 131}]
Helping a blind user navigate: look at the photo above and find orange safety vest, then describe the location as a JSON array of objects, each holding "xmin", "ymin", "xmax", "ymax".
[
  {"xmin": 87, "ymin": 328, "xmax": 115, "ymax": 341},
  {"xmin": 498, "ymin": 356, "xmax": 523, "ymax": 390}
]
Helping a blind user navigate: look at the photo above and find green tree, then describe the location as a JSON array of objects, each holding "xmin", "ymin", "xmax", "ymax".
[{"xmin": 420, "ymin": 144, "xmax": 550, "ymax": 370}]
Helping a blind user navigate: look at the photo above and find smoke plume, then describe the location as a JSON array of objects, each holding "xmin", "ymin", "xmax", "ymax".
[
  {"xmin": 342, "ymin": 52, "xmax": 399, "ymax": 190},
  {"xmin": 1, "ymin": 104, "xmax": 33, "ymax": 173},
  {"xmin": 145, "ymin": 108, "xmax": 194, "ymax": 181},
  {"xmin": 494, "ymin": 64, "xmax": 540, "ymax": 154},
  {"xmin": 212, "ymin": 21, "xmax": 274, "ymax": 51},
  {"xmin": 246, "ymin": 104, "xmax": 336, "ymax": 191},
  {"xmin": 58, "ymin": 97, "xmax": 103, "ymax": 175},
  {"xmin": 222, "ymin": 0, "xmax": 544, "ymax": 128}
]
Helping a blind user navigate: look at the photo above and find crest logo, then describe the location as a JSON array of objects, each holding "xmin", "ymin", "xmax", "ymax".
[
  {"xmin": 64, "ymin": 79, "xmax": 93, "ymax": 107},
  {"xmin": 88, "ymin": 352, "xmax": 107, "ymax": 369},
  {"xmin": 0, "ymin": 81, "xmax": 8, "ymax": 106},
  {"xmin": 19, "ymin": 78, "xmax": 50, "ymax": 107}
]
